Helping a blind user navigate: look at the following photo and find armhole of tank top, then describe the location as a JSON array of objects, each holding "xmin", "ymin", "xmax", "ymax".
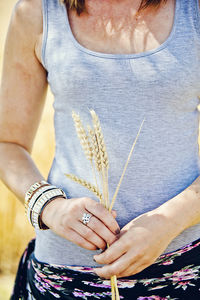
[{"xmin": 41, "ymin": 0, "xmax": 48, "ymax": 69}]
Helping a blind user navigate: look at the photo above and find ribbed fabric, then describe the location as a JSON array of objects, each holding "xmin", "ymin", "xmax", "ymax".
[{"xmin": 35, "ymin": 0, "xmax": 200, "ymax": 266}]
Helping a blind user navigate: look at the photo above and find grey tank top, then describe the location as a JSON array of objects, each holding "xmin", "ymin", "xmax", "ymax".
[{"xmin": 35, "ymin": 0, "xmax": 200, "ymax": 266}]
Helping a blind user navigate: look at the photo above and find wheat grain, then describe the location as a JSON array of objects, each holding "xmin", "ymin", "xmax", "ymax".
[
  {"xmin": 65, "ymin": 173, "xmax": 103, "ymax": 201},
  {"xmin": 90, "ymin": 110, "xmax": 109, "ymax": 169},
  {"xmin": 72, "ymin": 111, "xmax": 93, "ymax": 161},
  {"xmin": 87, "ymin": 125, "xmax": 102, "ymax": 172},
  {"xmin": 90, "ymin": 110, "xmax": 109, "ymax": 207}
]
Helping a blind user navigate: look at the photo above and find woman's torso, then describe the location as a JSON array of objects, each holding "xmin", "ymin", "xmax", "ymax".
[{"xmin": 34, "ymin": 0, "xmax": 200, "ymax": 266}]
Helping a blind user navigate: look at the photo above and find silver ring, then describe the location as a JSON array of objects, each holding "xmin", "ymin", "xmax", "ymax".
[{"xmin": 82, "ymin": 213, "xmax": 92, "ymax": 225}]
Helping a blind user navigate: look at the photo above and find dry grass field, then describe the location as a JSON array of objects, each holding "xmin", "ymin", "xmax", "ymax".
[{"xmin": 0, "ymin": 1, "xmax": 55, "ymax": 298}]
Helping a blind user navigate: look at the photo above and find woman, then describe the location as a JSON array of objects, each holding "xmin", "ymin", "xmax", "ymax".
[{"xmin": 1, "ymin": 0, "xmax": 200, "ymax": 299}]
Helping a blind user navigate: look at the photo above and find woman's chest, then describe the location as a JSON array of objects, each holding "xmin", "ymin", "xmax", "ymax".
[{"xmin": 67, "ymin": 0, "xmax": 175, "ymax": 55}]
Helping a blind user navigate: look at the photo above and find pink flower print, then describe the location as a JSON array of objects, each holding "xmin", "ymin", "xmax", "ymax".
[
  {"xmin": 148, "ymin": 285, "xmax": 168, "ymax": 291},
  {"xmin": 51, "ymin": 284, "xmax": 62, "ymax": 289},
  {"xmin": 73, "ymin": 290, "xmax": 85, "ymax": 298},
  {"xmin": 49, "ymin": 291, "xmax": 60, "ymax": 298},
  {"xmin": 27, "ymin": 260, "xmax": 31, "ymax": 269},
  {"xmin": 35, "ymin": 270, "xmax": 47, "ymax": 278},
  {"xmin": 116, "ymin": 279, "xmax": 137, "ymax": 289},
  {"xmin": 84, "ymin": 292, "xmax": 93, "ymax": 296},
  {"xmin": 40, "ymin": 281, "xmax": 50, "ymax": 289},
  {"xmin": 171, "ymin": 269, "xmax": 197, "ymax": 282},
  {"xmin": 48, "ymin": 274, "xmax": 61, "ymax": 279},
  {"xmin": 176, "ymin": 281, "xmax": 195, "ymax": 290},
  {"xmin": 60, "ymin": 275, "xmax": 73, "ymax": 281},
  {"xmin": 35, "ymin": 282, "xmax": 45, "ymax": 293},
  {"xmin": 161, "ymin": 260, "xmax": 173, "ymax": 266},
  {"xmin": 34, "ymin": 273, "xmax": 41, "ymax": 282},
  {"xmin": 137, "ymin": 296, "xmax": 168, "ymax": 300},
  {"xmin": 43, "ymin": 278, "xmax": 53, "ymax": 284},
  {"xmin": 83, "ymin": 280, "xmax": 111, "ymax": 288}
]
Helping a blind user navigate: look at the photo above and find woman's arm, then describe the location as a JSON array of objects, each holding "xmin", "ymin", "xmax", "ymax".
[
  {"xmin": 0, "ymin": 0, "xmax": 47, "ymax": 202},
  {"xmin": 0, "ymin": 0, "xmax": 120, "ymax": 251},
  {"xmin": 94, "ymin": 176, "xmax": 200, "ymax": 278}
]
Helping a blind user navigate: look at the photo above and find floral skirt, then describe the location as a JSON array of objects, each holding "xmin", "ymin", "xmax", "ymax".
[{"xmin": 10, "ymin": 238, "xmax": 200, "ymax": 300}]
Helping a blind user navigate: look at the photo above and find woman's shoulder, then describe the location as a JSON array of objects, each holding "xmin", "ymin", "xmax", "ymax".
[
  {"xmin": 11, "ymin": 0, "xmax": 43, "ymax": 63},
  {"xmin": 13, "ymin": 0, "xmax": 43, "ymax": 39}
]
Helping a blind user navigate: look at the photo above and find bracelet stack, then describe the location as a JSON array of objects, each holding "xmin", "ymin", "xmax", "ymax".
[{"xmin": 25, "ymin": 180, "xmax": 67, "ymax": 230}]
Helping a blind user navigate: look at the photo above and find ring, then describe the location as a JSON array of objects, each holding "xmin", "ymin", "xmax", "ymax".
[{"xmin": 82, "ymin": 213, "xmax": 92, "ymax": 225}]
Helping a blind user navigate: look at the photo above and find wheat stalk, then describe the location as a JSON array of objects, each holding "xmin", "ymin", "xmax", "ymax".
[
  {"xmin": 109, "ymin": 118, "xmax": 145, "ymax": 212},
  {"xmin": 65, "ymin": 110, "xmax": 144, "ymax": 300},
  {"xmin": 65, "ymin": 173, "xmax": 102, "ymax": 201}
]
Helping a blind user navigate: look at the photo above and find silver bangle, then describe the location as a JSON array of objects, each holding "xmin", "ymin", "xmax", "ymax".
[
  {"xmin": 26, "ymin": 185, "xmax": 57, "ymax": 225},
  {"xmin": 29, "ymin": 188, "xmax": 66, "ymax": 229}
]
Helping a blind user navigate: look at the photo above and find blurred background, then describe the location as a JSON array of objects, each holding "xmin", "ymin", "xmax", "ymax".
[
  {"xmin": 0, "ymin": 1, "xmax": 55, "ymax": 299},
  {"xmin": 1, "ymin": 1, "xmax": 200, "ymax": 300}
]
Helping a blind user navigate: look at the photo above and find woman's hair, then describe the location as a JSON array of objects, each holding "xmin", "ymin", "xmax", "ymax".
[{"xmin": 61, "ymin": 0, "xmax": 167, "ymax": 15}]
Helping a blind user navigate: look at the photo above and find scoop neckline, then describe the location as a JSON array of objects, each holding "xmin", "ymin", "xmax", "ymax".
[{"xmin": 62, "ymin": 0, "xmax": 180, "ymax": 59}]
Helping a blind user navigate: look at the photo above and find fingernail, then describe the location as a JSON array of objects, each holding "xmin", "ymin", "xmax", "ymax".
[
  {"xmin": 115, "ymin": 229, "xmax": 120, "ymax": 234},
  {"xmin": 93, "ymin": 257, "xmax": 96, "ymax": 262}
]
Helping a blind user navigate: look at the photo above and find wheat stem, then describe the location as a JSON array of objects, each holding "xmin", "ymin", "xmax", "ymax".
[
  {"xmin": 90, "ymin": 160, "xmax": 99, "ymax": 195},
  {"xmin": 111, "ymin": 277, "xmax": 115, "ymax": 300},
  {"xmin": 109, "ymin": 119, "xmax": 145, "ymax": 212},
  {"xmin": 113, "ymin": 276, "xmax": 120, "ymax": 300}
]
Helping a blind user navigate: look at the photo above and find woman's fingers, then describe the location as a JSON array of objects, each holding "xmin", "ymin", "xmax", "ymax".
[
  {"xmin": 85, "ymin": 200, "xmax": 120, "ymax": 235},
  {"xmin": 72, "ymin": 220, "xmax": 107, "ymax": 250},
  {"xmin": 94, "ymin": 250, "xmax": 142, "ymax": 279},
  {"xmin": 81, "ymin": 213, "xmax": 119, "ymax": 246},
  {"xmin": 61, "ymin": 227, "xmax": 97, "ymax": 251},
  {"xmin": 94, "ymin": 252, "xmax": 129, "ymax": 279},
  {"xmin": 42, "ymin": 196, "xmax": 120, "ymax": 251},
  {"xmin": 93, "ymin": 235, "xmax": 126, "ymax": 265}
]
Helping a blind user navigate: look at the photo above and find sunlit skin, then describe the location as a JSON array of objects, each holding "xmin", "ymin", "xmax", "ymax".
[{"xmin": 0, "ymin": 0, "xmax": 200, "ymax": 280}]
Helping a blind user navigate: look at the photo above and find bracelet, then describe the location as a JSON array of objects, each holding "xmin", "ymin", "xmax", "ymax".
[
  {"xmin": 25, "ymin": 180, "xmax": 49, "ymax": 204},
  {"xmin": 32, "ymin": 191, "xmax": 66, "ymax": 230},
  {"xmin": 26, "ymin": 185, "xmax": 57, "ymax": 221},
  {"xmin": 25, "ymin": 180, "xmax": 67, "ymax": 230},
  {"xmin": 28, "ymin": 188, "xmax": 66, "ymax": 230}
]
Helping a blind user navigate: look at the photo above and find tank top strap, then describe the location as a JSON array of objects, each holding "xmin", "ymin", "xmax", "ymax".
[
  {"xmin": 41, "ymin": 0, "xmax": 70, "ymax": 70},
  {"xmin": 176, "ymin": 0, "xmax": 200, "ymax": 38}
]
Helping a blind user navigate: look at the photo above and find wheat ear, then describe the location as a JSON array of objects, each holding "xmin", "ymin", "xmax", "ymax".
[
  {"xmin": 65, "ymin": 173, "xmax": 103, "ymax": 201},
  {"xmin": 72, "ymin": 111, "xmax": 93, "ymax": 161},
  {"xmin": 109, "ymin": 118, "xmax": 145, "ymax": 212},
  {"xmin": 72, "ymin": 111, "xmax": 100, "ymax": 191},
  {"xmin": 90, "ymin": 110, "xmax": 109, "ymax": 209}
]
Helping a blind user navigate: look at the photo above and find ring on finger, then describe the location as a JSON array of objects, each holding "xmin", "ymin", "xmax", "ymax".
[{"xmin": 82, "ymin": 212, "xmax": 92, "ymax": 225}]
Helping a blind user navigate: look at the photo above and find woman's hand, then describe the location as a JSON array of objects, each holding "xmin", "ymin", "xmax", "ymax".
[
  {"xmin": 41, "ymin": 197, "xmax": 120, "ymax": 251},
  {"xmin": 93, "ymin": 209, "xmax": 180, "ymax": 279}
]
